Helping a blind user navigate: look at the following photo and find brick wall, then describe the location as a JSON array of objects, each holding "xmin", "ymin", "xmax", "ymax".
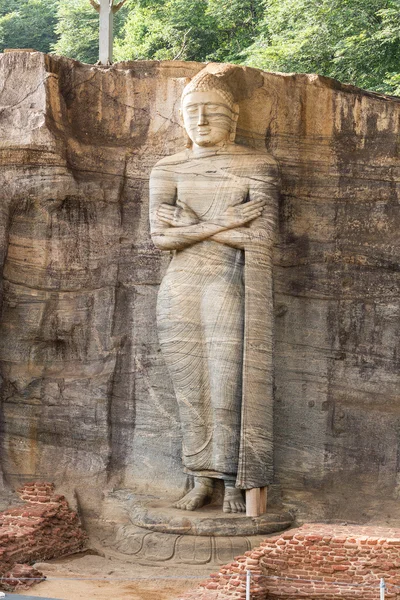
[
  {"xmin": 0, "ymin": 482, "xmax": 87, "ymax": 590},
  {"xmin": 180, "ymin": 524, "xmax": 400, "ymax": 599}
]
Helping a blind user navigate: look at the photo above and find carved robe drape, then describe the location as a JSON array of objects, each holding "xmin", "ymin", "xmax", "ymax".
[{"xmin": 150, "ymin": 149, "xmax": 279, "ymax": 489}]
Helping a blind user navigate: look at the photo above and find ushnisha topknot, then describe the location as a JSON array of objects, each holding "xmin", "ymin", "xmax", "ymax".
[{"xmin": 182, "ymin": 71, "xmax": 235, "ymax": 109}]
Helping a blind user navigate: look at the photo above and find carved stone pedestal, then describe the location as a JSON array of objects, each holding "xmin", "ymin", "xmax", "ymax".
[
  {"xmin": 130, "ymin": 499, "xmax": 293, "ymax": 536},
  {"xmin": 96, "ymin": 490, "xmax": 293, "ymax": 566}
]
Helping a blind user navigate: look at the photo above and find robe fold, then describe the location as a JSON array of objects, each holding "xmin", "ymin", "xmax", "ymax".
[{"xmin": 150, "ymin": 147, "xmax": 279, "ymax": 490}]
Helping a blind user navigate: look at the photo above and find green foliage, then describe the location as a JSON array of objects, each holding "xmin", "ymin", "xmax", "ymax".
[
  {"xmin": 0, "ymin": 0, "xmax": 58, "ymax": 53},
  {"xmin": 53, "ymin": 0, "xmax": 99, "ymax": 64},
  {"xmin": 114, "ymin": 0, "xmax": 264, "ymax": 63},
  {"xmin": 114, "ymin": 0, "xmax": 219, "ymax": 62},
  {"xmin": 244, "ymin": 0, "xmax": 400, "ymax": 94},
  {"xmin": 54, "ymin": 0, "xmax": 127, "ymax": 63},
  {"xmin": 206, "ymin": 0, "xmax": 264, "ymax": 62},
  {"xmin": 1, "ymin": 0, "xmax": 400, "ymax": 95},
  {"xmin": 53, "ymin": 0, "xmax": 130, "ymax": 64}
]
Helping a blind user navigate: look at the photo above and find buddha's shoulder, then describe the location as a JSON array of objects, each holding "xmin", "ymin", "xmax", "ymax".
[
  {"xmin": 225, "ymin": 145, "xmax": 279, "ymax": 179},
  {"xmin": 151, "ymin": 150, "xmax": 188, "ymax": 169},
  {"xmin": 230, "ymin": 144, "xmax": 278, "ymax": 166},
  {"xmin": 151, "ymin": 145, "xmax": 278, "ymax": 172}
]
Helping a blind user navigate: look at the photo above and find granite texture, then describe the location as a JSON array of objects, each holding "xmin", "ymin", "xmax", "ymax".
[{"xmin": 0, "ymin": 52, "xmax": 400, "ymax": 523}]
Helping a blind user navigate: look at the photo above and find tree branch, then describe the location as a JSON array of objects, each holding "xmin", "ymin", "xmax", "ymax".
[
  {"xmin": 173, "ymin": 27, "xmax": 192, "ymax": 60},
  {"xmin": 89, "ymin": 0, "xmax": 100, "ymax": 12},
  {"xmin": 112, "ymin": 0, "xmax": 128, "ymax": 13}
]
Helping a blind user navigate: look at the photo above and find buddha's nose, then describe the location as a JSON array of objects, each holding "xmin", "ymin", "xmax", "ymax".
[{"xmin": 198, "ymin": 105, "xmax": 208, "ymax": 126}]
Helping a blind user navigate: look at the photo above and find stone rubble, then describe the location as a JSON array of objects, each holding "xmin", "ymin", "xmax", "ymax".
[{"xmin": 0, "ymin": 482, "xmax": 87, "ymax": 591}]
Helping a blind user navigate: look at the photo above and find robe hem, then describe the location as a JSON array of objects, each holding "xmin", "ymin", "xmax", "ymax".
[{"xmin": 184, "ymin": 468, "xmax": 236, "ymax": 482}]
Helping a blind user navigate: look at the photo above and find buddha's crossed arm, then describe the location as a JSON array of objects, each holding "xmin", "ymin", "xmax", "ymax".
[
  {"xmin": 149, "ymin": 156, "xmax": 278, "ymax": 251},
  {"xmin": 149, "ymin": 162, "xmax": 265, "ymax": 251},
  {"xmin": 210, "ymin": 162, "xmax": 279, "ymax": 249}
]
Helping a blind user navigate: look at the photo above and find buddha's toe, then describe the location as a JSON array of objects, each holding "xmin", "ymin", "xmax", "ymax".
[{"xmin": 172, "ymin": 488, "xmax": 210, "ymax": 511}]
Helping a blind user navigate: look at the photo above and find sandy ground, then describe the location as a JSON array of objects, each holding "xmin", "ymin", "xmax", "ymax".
[{"xmin": 14, "ymin": 554, "xmax": 207, "ymax": 600}]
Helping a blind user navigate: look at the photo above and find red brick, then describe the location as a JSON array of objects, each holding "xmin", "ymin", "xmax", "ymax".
[
  {"xmin": 178, "ymin": 526, "xmax": 400, "ymax": 600},
  {"xmin": 205, "ymin": 582, "xmax": 218, "ymax": 590},
  {"xmin": 0, "ymin": 481, "xmax": 87, "ymax": 592}
]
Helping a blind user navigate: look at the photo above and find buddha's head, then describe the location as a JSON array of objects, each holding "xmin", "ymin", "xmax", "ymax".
[{"xmin": 181, "ymin": 71, "xmax": 239, "ymax": 148}]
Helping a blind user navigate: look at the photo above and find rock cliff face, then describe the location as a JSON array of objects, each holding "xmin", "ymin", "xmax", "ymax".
[{"xmin": 0, "ymin": 52, "xmax": 400, "ymax": 522}]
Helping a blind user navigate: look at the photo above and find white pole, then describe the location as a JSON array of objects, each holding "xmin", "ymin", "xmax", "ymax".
[
  {"xmin": 380, "ymin": 578, "xmax": 385, "ymax": 600},
  {"xmin": 246, "ymin": 570, "xmax": 251, "ymax": 600},
  {"xmin": 99, "ymin": 0, "xmax": 113, "ymax": 65}
]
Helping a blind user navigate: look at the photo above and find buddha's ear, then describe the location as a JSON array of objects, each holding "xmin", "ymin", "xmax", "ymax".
[
  {"xmin": 233, "ymin": 103, "xmax": 239, "ymax": 122},
  {"xmin": 179, "ymin": 108, "xmax": 192, "ymax": 147}
]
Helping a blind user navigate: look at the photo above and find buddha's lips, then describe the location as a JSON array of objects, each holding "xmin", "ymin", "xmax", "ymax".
[{"xmin": 197, "ymin": 128, "xmax": 211, "ymax": 135}]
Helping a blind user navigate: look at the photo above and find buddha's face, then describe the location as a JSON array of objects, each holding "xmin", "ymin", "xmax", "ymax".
[{"xmin": 181, "ymin": 91, "xmax": 237, "ymax": 147}]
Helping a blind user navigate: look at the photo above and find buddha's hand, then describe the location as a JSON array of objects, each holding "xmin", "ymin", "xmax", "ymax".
[
  {"xmin": 157, "ymin": 200, "xmax": 199, "ymax": 227},
  {"xmin": 212, "ymin": 198, "xmax": 266, "ymax": 228}
]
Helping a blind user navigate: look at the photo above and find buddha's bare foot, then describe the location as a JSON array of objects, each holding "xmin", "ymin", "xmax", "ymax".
[
  {"xmin": 223, "ymin": 485, "xmax": 246, "ymax": 513},
  {"xmin": 173, "ymin": 477, "xmax": 213, "ymax": 511}
]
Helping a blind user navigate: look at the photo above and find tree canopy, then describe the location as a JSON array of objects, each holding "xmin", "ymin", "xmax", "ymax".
[
  {"xmin": 0, "ymin": 0, "xmax": 58, "ymax": 54},
  {"xmin": 244, "ymin": 0, "xmax": 400, "ymax": 95},
  {"xmin": 0, "ymin": 0, "xmax": 400, "ymax": 95}
]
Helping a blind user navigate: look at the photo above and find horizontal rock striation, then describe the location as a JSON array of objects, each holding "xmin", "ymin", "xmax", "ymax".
[{"xmin": 0, "ymin": 51, "xmax": 400, "ymax": 522}]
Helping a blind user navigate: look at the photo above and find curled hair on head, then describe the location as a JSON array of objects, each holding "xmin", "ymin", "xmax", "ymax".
[{"xmin": 182, "ymin": 71, "xmax": 235, "ymax": 110}]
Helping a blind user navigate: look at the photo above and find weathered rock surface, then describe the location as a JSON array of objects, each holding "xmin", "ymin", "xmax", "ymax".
[{"xmin": 1, "ymin": 51, "xmax": 400, "ymax": 523}]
